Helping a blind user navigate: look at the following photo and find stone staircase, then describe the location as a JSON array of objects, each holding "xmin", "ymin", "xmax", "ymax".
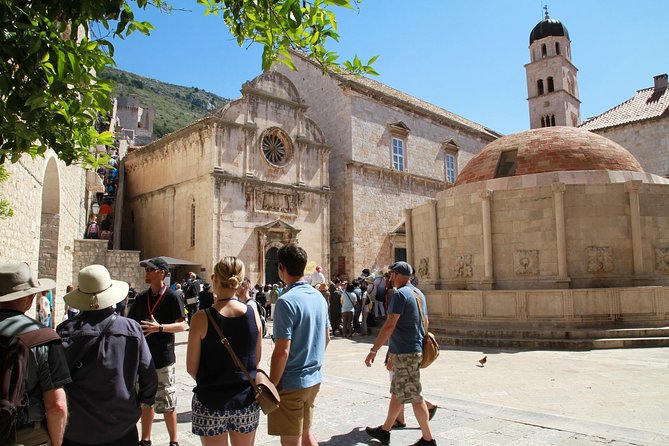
[{"xmin": 430, "ymin": 320, "xmax": 669, "ymax": 349}]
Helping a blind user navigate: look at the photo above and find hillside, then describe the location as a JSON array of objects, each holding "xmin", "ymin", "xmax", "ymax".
[{"xmin": 100, "ymin": 66, "xmax": 231, "ymax": 137}]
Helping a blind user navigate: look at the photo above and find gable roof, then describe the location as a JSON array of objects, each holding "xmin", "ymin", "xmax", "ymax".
[
  {"xmin": 580, "ymin": 85, "xmax": 669, "ymax": 131},
  {"xmin": 288, "ymin": 50, "xmax": 501, "ymax": 141}
]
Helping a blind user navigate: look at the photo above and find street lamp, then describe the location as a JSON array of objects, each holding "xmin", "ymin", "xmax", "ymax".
[{"xmin": 91, "ymin": 202, "xmax": 100, "ymax": 216}]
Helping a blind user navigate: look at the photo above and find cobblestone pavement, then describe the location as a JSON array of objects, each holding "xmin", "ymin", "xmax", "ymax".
[{"xmin": 146, "ymin": 324, "xmax": 669, "ymax": 445}]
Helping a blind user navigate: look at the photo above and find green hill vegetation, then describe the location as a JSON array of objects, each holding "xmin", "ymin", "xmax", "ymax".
[{"xmin": 100, "ymin": 66, "xmax": 231, "ymax": 138}]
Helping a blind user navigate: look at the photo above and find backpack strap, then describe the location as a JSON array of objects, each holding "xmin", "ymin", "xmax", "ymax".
[{"xmin": 17, "ymin": 327, "xmax": 60, "ymax": 349}]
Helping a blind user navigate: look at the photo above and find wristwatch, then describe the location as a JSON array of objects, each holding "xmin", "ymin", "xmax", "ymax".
[
  {"xmin": 370, "ymin": 347, "xmax": 378, "ymax": 354},
  {"xmin": 159, "ymin": 324, "xmax": 164, "ymax": 332}
]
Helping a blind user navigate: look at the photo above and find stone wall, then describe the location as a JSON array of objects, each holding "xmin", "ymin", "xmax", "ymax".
[
  {"xmin": 593, "ymin": 119, "xmax": 669, "ymax": 177},
  {"xmin": 412, "ymin": 172, "xmax": 669, "ymax": 290},
  {"xmin": 73, "ymin": 239, "xmax": 144, "ymax": 289},
  {"xmin": 276, "ymin": 55, "xmax": 495, "ymax": 279},
  {"xmin": 0, "ymin": 152, "xmax": 88, "ymax": 320},
  {"xmin": 426, "ymin": 286, "xmax": 669, "ymax": 328}
]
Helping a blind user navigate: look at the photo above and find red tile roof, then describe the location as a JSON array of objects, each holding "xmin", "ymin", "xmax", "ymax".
[{"xmin": 579, "ymin": 85, "xmax": 669, "ymax": 131}]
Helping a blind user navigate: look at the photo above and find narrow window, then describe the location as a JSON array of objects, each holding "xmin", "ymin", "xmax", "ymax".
[
  {"xmin": 547, "ymin": 77, "xmax": 554, "ymax": 93},
  {"xmin": 537, "ymin": 79, "xmax": 544, "ymax": 95},
  {"xmin": 190, "ymin": 201, "xmax": 196, "ymax": 247},
  {"xmin": 555, "ymin": 42, "xmax": 561, "ymax": 55},
  {"xmin": 541, "ymin": 44, "xmax": 547, "ymax": 58},
  {"xmin": 541, "ymin": 116, "xmax": 546, "ymax": 127},
  {"xmin": 551, "ymin": 114, "xmax": 556, "ymax": 126},
  {"xmin": 495, "ymin": 150, "xmax": 518, "ymax": 178},
  {"xmin": 445, "ymin": 153, "xmax": 456, "ymax": 183},
  {"xmin": 392, "ymin": 137, "xmax": 405, "ymax": 171}
]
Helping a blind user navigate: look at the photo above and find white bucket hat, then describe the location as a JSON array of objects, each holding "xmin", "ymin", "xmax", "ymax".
[
  {"xmin": 64, "ymin": 265, "xmax": 129, "ymax": 311},
  {"xmin": 0, "ymin": 262, "xmax": 56, "ymax": 302}
]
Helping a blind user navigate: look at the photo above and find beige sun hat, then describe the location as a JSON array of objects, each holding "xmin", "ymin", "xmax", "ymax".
[
  {"xmin": 64, "ymin": 264, "xmax": 129, "ymax": 311},
  {"xmin": 0, "ymin": 262, "xmax": 56, "ymax": 302}
]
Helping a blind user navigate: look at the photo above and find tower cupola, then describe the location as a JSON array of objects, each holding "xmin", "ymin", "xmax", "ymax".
[{"xmin": 524, "ymin": 7, "xmax": 580, "ymax": 129}]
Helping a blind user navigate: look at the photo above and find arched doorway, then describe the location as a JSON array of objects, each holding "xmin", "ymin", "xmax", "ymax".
[
  {"xmin": 265, "ymin": 247, "xmax": 279, "ymax": 285},
  {"xmin": 38, "ymin": 157, "xmax": 60, "ymax": 326}
]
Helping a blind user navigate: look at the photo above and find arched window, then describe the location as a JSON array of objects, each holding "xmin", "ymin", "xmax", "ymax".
[
  {"xmin": 541, "ymin": 116, "xmax": 546, "ymax": 127},
  {"xmin": 547, "ymin": 77, "xmax": 554, "ymax": 93},
  {"xmin": 555, "ymin": 42, "xmax": 561, "ymax": 55},
  {"xmin": 190, "ymin": 201, "xmax": 196, "ymax": 248},
  {"xmin": 537, "ymin": 79, "xmax": 544, "ymax": 95},
  {"xmin": 541, "ymin": 44, "xmax": 547, "ymax": 58},
  {"xmin": 551, "ymin": 114, "xmax": 556, "ymax": 126}
]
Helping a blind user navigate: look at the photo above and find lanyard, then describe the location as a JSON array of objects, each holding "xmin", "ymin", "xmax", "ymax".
[
  {"xmin": 282, "ymin": 281, "xmax": 308, "ymax": 294},
  {"xmin": 147, "ymin": 286, "xmax": 167, "ymax": 316}
]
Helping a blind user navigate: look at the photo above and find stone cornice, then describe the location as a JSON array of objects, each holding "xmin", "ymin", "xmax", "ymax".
[
  {"xmin": 295, "ymin": 135, "xmax": 331, "ymax": 151},
  {"xmin": 338, "ymin": 81, "xmax": 500, "ymax": 142},
  {"xmin": 124, "ymin": 116, "xmax": 256, "ymax": 163},
  {"xmin": 212, "ymin": 167, "xmax": 331, "ymax": 195},
  {"xmin": 241, "ymin": 83, "xmax": 309, "ymax": 110},
  {"xmin": 346, "ymin": 160, "xmax": 451, "ymax": 190}
]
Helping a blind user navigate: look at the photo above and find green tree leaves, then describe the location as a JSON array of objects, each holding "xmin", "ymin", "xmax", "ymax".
[{"xmin": 0, "ymin": 0, "xmax": 376, "ymax": 168}]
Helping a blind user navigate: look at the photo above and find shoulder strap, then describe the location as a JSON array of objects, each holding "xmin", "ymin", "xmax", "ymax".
[
  {"xmin": 205, "ymin": 308, "xmax": 260, "ymax": 393},
  {"xmin": 17, "ymin": 327, "xmax": 60, "ymax": 348},
  {"xmin": 408, "ymin": 288, "xmax": 427, "ymax": 336}
]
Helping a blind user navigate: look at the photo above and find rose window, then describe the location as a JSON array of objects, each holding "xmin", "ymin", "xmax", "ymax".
[{"xmin": 261, "ymin": 128, "xmax": 292, "ymax": 167}]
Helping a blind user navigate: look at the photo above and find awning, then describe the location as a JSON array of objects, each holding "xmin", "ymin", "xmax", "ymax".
[{"xmin": 141, "ymin": 256, "xmax": 200, "ymax": 266}]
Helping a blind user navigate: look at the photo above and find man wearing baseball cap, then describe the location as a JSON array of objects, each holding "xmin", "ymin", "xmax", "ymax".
[
  {"xmin": 128, "ymin": 257, "xmax": 187, "ymax": 446},
  {"xmin": 363, "ymin": 261, "xmax": 436, "ymax": 446},
  {"xmin": 0, "ymin": 262, "xmax": 70, "ymax": 446}
]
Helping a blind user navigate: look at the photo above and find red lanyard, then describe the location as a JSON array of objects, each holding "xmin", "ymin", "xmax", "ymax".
[{"xmin": 147, "ymin": 286, "xmax": 167, "ymax": 317}]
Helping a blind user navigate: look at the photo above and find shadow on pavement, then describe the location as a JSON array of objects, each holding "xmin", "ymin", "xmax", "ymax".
[
  {"xmin": 318, "ymin": 427, "xmax": 374, "ymax": 445},
  {"xmin": 177, "ymin": 411, "xmax": 192, "ymax": 424}
]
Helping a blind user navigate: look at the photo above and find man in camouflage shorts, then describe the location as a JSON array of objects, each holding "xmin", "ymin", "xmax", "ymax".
[{"xmin": 364, "ymin": 261, "xmax": 436, "ymax": 446}]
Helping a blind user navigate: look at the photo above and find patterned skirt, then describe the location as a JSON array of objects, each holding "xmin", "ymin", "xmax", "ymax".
[{"xmin": 191, "ymin": 394, "xmax": 260, "ymax": 436}]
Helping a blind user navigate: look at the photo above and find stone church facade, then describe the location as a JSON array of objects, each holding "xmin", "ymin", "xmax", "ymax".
[
  {"xmin": 122, "ymin": 72, "xmax": 331, "ymax": 284},
  {"xmin": 274, "ymin": 52, "xmax": 499, "ymax": 278}
]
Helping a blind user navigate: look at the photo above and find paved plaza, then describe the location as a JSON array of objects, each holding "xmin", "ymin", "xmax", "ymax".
[{"xmin": 148, "ymin": 324, "xmax": 669, "ymax": 445}]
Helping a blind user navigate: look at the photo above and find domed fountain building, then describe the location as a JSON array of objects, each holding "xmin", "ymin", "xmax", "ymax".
[{"xmin": 406, "ymin": 127, "xmax": 669, "ymax": 348}]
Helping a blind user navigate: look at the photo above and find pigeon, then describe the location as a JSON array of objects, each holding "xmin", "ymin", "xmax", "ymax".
[{"xmin": 477, "ymin": 356, "xmax": 487, "ymax": 367}]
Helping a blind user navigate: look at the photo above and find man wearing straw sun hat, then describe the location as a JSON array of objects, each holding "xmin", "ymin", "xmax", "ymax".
[
  {"xmin": 0, "ymin": 261, "xmax": 71, "ymax": 446},
  {"xmin": 56, "ymin": 264, "xmax": 158, "ymax": 446}
]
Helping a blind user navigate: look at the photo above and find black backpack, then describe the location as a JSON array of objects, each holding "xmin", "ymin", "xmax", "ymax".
[
  {"xmin": 248, "ymin": 298, "xmax": 267, "ymax": 337},
  {"xmin": 0, "ymin": 328, "xmax": 60, "ymax": 444}
]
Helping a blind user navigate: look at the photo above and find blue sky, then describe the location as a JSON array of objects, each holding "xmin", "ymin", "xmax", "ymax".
[{"xmin": 110, "ymin": 0, "xmax": 668, "ymax": 135}]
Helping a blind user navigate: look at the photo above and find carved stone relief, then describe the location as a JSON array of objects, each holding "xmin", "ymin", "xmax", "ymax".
[
  {"xmin": 654, "ymin": 247, "xmax": 669, "ymax": 273},
  {"xmin": 586, "ymin": 247, "xmax": 614, "ymax": 273},
  {"xmin": 245, "ymin": 185, "xmax": 302, "ymax": 215},
  {"xmin": 454, "ymin": 254, "xmax": 473, "ymax": 277},
  {"xmin": 418, "ymin": 258, "xmax": 430, "ymax": 279},
  {"xmin": 514, "ymin": 250, "xmax": 539, "ymax": 275}
]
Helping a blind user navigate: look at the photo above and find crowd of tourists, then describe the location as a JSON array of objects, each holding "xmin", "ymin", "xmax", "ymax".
[{"xmin": 0, "ymin": 245, "xmax": 437, "ymax": 446}]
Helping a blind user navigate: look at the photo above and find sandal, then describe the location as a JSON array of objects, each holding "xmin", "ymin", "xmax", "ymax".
[{"xmin": 392, "ymin": 419, "xmax": 406, "ymax": 429}]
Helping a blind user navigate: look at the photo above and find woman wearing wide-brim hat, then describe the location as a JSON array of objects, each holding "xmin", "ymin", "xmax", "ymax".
[{"xmin": 57, "ymin": 264, "xmax": 158, "ymax": 446}]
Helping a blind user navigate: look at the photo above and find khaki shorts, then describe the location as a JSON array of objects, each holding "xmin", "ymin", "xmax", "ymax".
[
  {"xmin": 142, "ymin": 363, "xmax": 177, "ymax": 413},
  {"xmin": 267, "ymin": 384, "xmax": 321, "ymax": 437},
  {"xmin": 389, "ymin": 352, "xmax": 423, "ymax": 404},
  {"xmin": 13, "ymin": 421, "xmax": 50, "ymax": 445}
]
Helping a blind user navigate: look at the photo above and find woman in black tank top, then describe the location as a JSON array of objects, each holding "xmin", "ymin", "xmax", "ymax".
[{"xmin": 186, "ymin": 257, "xmax": 263, "ymax": 446}]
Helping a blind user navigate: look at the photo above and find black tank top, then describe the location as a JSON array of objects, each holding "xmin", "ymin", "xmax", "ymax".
[{"xmin": 194, "ymin": 305, "xmax": 258, "ymax": 410}]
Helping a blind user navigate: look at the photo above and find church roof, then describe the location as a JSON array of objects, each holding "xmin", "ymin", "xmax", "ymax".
[
  {"xmin": 287, "ymin": 50, "xmax": 501, "ymax": 141},
  {"xmin": 529, "ymin": 17, "xmax": 569, "ymax": 45},
  {"xmin": 455, "ymin": 127, "xmax": 643, "ymax": 186},
  {"xmin": 579, "ymin": 81, "xmax": 669, "ymax": 131}
]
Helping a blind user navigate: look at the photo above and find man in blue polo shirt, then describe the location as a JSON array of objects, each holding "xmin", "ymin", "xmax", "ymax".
[{"xmin": 269, "ymin": 243, "xmax": 330, "ymax": 446}]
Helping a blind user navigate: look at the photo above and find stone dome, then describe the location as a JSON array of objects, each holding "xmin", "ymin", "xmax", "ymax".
[
  {"xmin": 529, "ymin": 17, "xmax": 569, "ymax": 45},
  {"xmin": 455, "ymin": 127, "xmax": 644, "ymax": 186}
]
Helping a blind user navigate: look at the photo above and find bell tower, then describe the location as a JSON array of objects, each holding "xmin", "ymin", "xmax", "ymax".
[{"xmin": 525, "ymin": 7, "xmax": 580, "ymax": 129}]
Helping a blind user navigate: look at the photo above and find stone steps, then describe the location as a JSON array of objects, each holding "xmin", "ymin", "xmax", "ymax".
[{"xmin": 429, "ymin": 323, "xmax": 669, "ymax": 349}]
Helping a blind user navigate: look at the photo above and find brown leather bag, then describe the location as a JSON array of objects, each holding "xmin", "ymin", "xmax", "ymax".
[{"xmin": 205, "ymin": 308, "xmax": 280, "ymax": 414}]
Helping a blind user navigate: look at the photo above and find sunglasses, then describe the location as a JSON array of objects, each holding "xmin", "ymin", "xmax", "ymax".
[{"xmin": 145, "ymin": 267, "xmax": 157, "ymax": 272}]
